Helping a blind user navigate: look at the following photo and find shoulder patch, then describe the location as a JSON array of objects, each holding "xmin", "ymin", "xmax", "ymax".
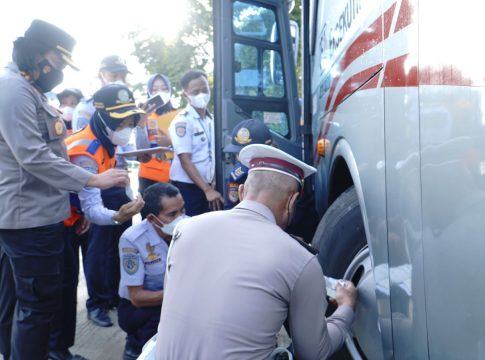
[
  {"xmin": 227, "ymin": 182, "xmax": 240, "ymax": 204},
  {"xmin": 175, "ymin": 123, "xmax": 187, "ymax": 137},
  {"xmin": 122, "ymin": 253, "xmax": 139, "ymax": 275},
  {"xmin": 230, "ymin": 165, "xmax": 248, "ymax": 182}
]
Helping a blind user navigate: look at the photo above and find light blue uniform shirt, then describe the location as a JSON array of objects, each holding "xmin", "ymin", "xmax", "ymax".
[
  {"xmin": 119, "ymin": 219, "xmax": 169, "ymax": 301},
  {"xmin": 169, "ymin": 104, "xmax": 215, "ymax": 184}
]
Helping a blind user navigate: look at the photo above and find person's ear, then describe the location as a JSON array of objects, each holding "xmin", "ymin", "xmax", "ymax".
[
  {"xmin": 288, "ymin": 191, "xmax": 299, "ymax": 210},
  {"xmin": 146, "ymin": 213, "xmax": 155, "ymax": 224},
  {"xmin": 238, "ymin": 184, "xmax": 245, "ymax": 201}
]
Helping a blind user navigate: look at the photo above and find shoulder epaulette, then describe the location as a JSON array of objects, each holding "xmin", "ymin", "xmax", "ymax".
[{"xmin": 290, "ymin": 235, "xmax": 319, "ymax": 255}]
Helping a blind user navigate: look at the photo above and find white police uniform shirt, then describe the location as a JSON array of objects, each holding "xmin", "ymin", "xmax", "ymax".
[
  {"xmin": 169, "ymin": 104, "xmax": 214, "ymax": 184},
  {"xmin": 119, "ymin": 219, "xmax": 169, "ymax": 301},
  {"xmin": 70, "ymin": 155, "xmax": 117, "ymax": 225},
  {"xmin": 72, "ymin": 97, "xmax": 94, "ymax": 132}
]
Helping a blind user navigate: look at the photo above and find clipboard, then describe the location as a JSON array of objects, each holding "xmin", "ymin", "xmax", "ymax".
[{"xmin": 117, "ymin": 146, "xmax": 173, "ymax": 157}]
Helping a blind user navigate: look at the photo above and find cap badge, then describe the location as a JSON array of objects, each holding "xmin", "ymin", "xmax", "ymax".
[
  {"xmin": 234, "ymin": 127, "xmax": 251, "ymax": 145},
  {"xmin": 117, "ymin": 89, "xmax": 130, "ymax": 103}
]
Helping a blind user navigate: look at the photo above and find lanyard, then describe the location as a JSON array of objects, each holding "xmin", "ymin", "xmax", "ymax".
[{"xmin": 197, "ymin": 116, "xmax": 212, "ymax": 160}]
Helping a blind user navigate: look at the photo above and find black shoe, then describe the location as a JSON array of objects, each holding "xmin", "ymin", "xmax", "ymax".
[
  {"xmin": 123, "ymin": 346, "xmax": 140, "ymax": 360},
  {"xmin": 48, "ymin": 349, "xmax": 88, "ymax": 360},
  {"xmin": 87, "ymin": 308, "xmax": 113, "ymax": 327},
  {"xmin": 107, "ymin": 297, "xmax": 119, "ymax": 310}
]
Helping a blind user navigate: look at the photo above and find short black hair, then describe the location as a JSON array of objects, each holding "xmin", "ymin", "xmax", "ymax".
[
  {"xmin": 180, "ymin": 69, "xmax": 207, "ymax": 90},
  {"xmin": 141, "ymin": 183, "xmax": 180, "ymax": 218}
]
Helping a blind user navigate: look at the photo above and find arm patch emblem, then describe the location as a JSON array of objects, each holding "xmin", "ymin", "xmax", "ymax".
[
  {"xmin": 122, "ymin": 254, "xmax": 139, "ymax": 275},
  {"xmin": 175, "ymin": 123, "xmax": 187, "ymax": 137}
]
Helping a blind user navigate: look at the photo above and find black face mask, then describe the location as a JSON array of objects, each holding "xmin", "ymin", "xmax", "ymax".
[{"xmin": 34, "ymin": 59, "xmax": 64, "ymax": 93}]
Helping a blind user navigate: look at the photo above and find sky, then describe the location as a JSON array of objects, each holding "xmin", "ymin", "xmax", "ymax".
[{"xmin": 0, "ymin": 0, "xmax": 188, "ymax": 97}]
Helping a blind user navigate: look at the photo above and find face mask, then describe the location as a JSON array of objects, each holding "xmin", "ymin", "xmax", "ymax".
[
  {"xmin": 34, "ymin": 59, "xmax": 64, "ymax": 92},
  {"xmin": 153, "ymin": 214, "xmax": 188, "ymax": 236},
  {"xmin": 61, "ymin": 106, "xmax": 74, "ymax": 122},
  {"xmin": 188, "ymin": 92, "xmax": 210, "ymax": 109},
  {"xmin": 158, "ymin": 91, "xmax": 171, "ymax": 105},
  {"xmin": 108, "ymin": 127, "xmax": 132, "ymax": 146},
  {"xmin": 109, "ymin": 80, "xmax": 125, "ymax": 86},
  {"xmin": 100, "ymin": 72, "xmax": 125, "ymax": 86}
]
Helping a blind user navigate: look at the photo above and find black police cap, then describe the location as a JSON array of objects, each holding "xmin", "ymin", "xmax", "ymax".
[
  {"xmin": 223, "ymin": 119, "xmax": 273, "ymax": 153},
  {"xmin": 57, "ymin": 88, "xmax": 84, "ymax": 102},
  {"xmin": 24, "ymin": 19, "xmax": 78, "ymax": 70},
  {"xmin": 93, "ymin": 84, "xmax": 144, "ymax": 120},
  {"xmin": 99, "ymin": 55, "xmax": 130, "ymax": 74}
]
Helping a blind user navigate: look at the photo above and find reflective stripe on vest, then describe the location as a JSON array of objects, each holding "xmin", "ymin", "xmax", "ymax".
[{"xmin": 139, "ymin": 110, "xmax": 178, "ymax": 182}]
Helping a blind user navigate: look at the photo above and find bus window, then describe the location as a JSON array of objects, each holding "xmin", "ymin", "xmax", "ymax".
[
  {"xmin": 234, "ymin": 43, "xmax": 259, "ymax": 96},
  {"xmin": 263, "ymin": 49, "xmax": 284, "ymax": 98},
  {"xmin": 252, "ymin": 110, "xmax": 289, "ymax": 136},
  {"xmin": 233, "ymin": 1, "xmax": 278, "ymax": 42}
]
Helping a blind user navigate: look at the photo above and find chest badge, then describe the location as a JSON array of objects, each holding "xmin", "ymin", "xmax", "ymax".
[
  {"xmin": 54, "ymin": 119, "xmax": 65, "ymax": 136},
  {"xmin": 146, "ymin": 243, "xmax": 160, "ymax": 261}
]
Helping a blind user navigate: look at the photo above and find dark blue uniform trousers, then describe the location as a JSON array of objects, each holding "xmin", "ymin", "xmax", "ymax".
[
  {"xmin": 0, "ymin": 223, "xmax": 64, "ymax": 360},
  {"xmin": 49, "ymin": 226, "xmax": 88, "ymax": 351},
  {"xmin": 118, "ymin": 298, "xmax": 161, "ymax": 354},
  {"xmin": 0, "ymin": 245, "xmax": 15, "ymax": 359},
  {"xmin": 85, "ymin": 187, "xmax": 131, "ymax": 312},
  {"xmin": 171, "ymin": 181, "xmax": 209, "ymax": 216}
]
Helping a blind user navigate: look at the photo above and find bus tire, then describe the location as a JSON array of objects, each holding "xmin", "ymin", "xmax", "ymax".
[
  {"xmin": 312, "ymin": 186, "xmax": 367, "ymax": 360},
  {"xmin": 313, "ymin": 186, "xmax": 366, "ymax": 278}
]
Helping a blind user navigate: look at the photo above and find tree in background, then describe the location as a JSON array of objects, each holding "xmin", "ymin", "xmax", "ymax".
[
  {"xmin": 130, "ymin": 0, "xmax": 212, "ymax": 100},
  {"xmin": 130, "ymin": 0, "xmax": 301, "ymax": 98}
]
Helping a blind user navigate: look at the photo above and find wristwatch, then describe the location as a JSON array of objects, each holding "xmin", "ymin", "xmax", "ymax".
[{"xmin": 112, "ymin": 213, "xmax": 121, "ymax": 225}]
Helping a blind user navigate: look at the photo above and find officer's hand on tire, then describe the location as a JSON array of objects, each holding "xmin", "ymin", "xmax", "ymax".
[
  {"xmin": 335, "ymin": 280, "xmax": 357, "ymax": 309},
  {"xmin": 114, "ymin": 195, "xmax": 145, "ymax": 223},
  {"xmin": 87, "ymin": 169, "xmax": 130, "ymax": 189}
]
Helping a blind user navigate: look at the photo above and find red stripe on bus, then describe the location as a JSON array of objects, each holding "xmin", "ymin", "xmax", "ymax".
[
  {"xmin": 394, "ymin": 0, "xmax": 413, "ymax": 33},
  {"xmin": 419, "ymin": 66, "xmax": 474, "ymax": 86},
  {"xmin": 383, "ymin": 2, "xmax": 397, "ymax": 40},
  {"xmin": 324, "ymin": 9, "xmax": 385, "ymax": 111},
  {"xmin": 334, "ymin": 64, "xmax": 383, "ymax": 107},
  {"xmin": 383, "ymin": 54, "xmax": 418, "ymax": 87}
]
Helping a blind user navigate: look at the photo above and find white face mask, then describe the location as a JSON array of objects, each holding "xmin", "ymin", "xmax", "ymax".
[
  {"xmin": 100, "ymin": 72, "xmax": 125, "ymax": 86},
  {"xmin": 160, "ymin": 91, "xmax": 171, "ymax": 105},
  {"xmin": 61, "ymin": 106, "xmax": 74, "ymax": 122},
  {"xmin": 153, "ymin": 214, "xmax": 188, "ymax": 236},
  {"xmin": 188, "ymin": 92, "xmax": 210, "ymax": 109},
  {"xmin": 108, "ymin": 127, "xmax": 132, "ymax": 146}
]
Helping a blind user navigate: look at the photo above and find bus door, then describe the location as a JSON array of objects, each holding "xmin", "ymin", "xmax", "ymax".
[{"xmin": 213, "ymin": 0, "xmax": 301, "ymax": 194}]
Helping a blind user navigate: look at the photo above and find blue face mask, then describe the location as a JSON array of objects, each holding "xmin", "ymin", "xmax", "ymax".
[{"xmin": 152, "ymin": 214, "xmax": 189, "ymax": 236}]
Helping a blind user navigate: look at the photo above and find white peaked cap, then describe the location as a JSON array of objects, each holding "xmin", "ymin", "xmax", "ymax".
[{"xmin": 239, "ymin": 144, "xmax": 317, "ymax": 186}]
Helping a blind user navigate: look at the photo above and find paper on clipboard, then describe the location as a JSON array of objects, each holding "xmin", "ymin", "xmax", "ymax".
[{"xmin": 117, "ymin": 146, "xmax": 173, "ymax": 157}]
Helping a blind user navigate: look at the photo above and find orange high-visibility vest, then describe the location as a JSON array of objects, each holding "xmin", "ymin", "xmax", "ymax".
[
  {"xmin": 138, "ymin": 110, "xmax": 178, "ymax": 183},
  {"xmin": 63, "ymin": 125, "xmax": 116, "ymax": 227},
  {"xmin": 65, "ymin": 125, "xmax": 116, "ymax": 174}
]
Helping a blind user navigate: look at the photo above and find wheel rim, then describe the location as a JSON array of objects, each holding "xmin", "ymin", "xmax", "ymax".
[{"xmin": 342, "ymin": 246, "xmax": 382, "ymax": 360}]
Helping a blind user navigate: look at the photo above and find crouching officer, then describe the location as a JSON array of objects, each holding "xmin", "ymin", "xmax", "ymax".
[
  {"xmin": 118, "ymin": 183, "xmax": 187, "ymax": 360},
  {"xmin": 63, "ymin": 83, "xmax": 145, "ymax": 330},
  {"xmin": 222, "ymin": 119, "xmax": 273, "ymax": 209}
]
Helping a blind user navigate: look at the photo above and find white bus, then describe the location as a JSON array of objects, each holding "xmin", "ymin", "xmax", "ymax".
[{"xmin": 213, "ymin": 0, "xmax": 485, "ymax": 358}]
